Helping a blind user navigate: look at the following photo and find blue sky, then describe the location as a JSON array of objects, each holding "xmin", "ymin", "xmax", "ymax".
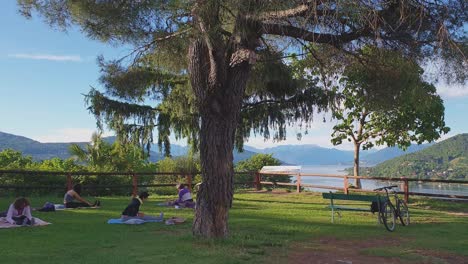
[{"xmin": 0, "ymin": 2, "xmax": 467, "ymax": 150}]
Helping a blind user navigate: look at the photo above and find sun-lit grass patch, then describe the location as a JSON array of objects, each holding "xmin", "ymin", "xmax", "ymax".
[{"xmin": 1, "ymin": 191, "xmax": 467, "ymax": 263}]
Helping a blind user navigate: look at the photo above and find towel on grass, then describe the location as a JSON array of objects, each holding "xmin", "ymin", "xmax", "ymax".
[
  {"xmin": 0, "ymin": 217, "xmax": 51, "ymax": 229},
  {"xmin": 107, "ymin": 218, "xmax": 164, "ymax": 225},
  {"xmin": 165, "ymin": 217, "xmax": 186, "ymax": 225}
]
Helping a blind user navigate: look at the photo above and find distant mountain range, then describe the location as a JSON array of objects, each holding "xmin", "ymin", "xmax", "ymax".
[
  {"xmin": 0, "ymin": 131, "xmax": 438, "ymax": 165},
  {"xmin": 0, "ymin": 132, "xmax": 89, "ymax": 161},
  {"xmin": 0, "ymin": 131, "xmax": 256, "ymax": 163},
  {"xmin": 244, "ymin": 145, "xmax": 356, "ymax": 165},
  {"xmin": 243, "ymin": 144, "xmax": 434, "ymax": 166}
]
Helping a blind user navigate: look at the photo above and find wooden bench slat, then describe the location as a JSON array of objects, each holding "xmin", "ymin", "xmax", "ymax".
[
  {"xmin": 328, "ymin": 205, "xmax": 370, "ymax": 212},
  {"xmin": 322, "ymin": 191, "xmax": 386, "ymax": 225},
  {"xmin": 322, "ymin": 192, "xmax": 386, "ymax": 202}
]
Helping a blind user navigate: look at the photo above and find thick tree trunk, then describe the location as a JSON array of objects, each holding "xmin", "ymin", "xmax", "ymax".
[
  {"xmin": 192, "ymin": 113, "xmax": 236, "ymax": 237},
  {"xmin": 189, "ymin": 37, "xmax": 252, "ymax": 238},
  {"xmin": 353, "ymin": 143, "xmax": 362, "ymax": 189}
]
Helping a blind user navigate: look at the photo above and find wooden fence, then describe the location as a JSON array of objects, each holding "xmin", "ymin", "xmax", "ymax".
[
  {"xmin": 1, "ymin": 170, "xmax": 467, "ymax": 202},
  {"xmin": 256, "ymin": 171, "xmax": 468, "ymax": 202},
  {"xmin": 0, "ymin": 170, "xmax": 256, "ymax": 196}
]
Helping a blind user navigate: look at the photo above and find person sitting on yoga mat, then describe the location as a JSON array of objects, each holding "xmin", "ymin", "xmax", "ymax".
[
  {"xmin": 121, "ymin": 191, "xmax": 163, "ymax": 221},
  {"xmin": 4, "ymin": 197, "xmax": 35, "ymax": 225},
  {"xmin": 166, "ymin": 184, "xmax": 195, "ymax": 208},
  {"xmin": 64, "ymin": 184, "xmax": 100, "ymax": 208}
]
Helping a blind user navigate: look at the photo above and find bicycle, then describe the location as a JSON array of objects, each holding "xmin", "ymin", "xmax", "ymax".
[{"xmin": 374, "ymin": 185, "xmax": 410, "ymax": 232}]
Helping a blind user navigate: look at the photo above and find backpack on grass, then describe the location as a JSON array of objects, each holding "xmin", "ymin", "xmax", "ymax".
[{"xmin": 370, "ymin": 201, "xmax": 385, "ymax": 214}]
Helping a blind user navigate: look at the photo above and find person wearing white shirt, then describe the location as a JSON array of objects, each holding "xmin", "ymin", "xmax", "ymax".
[{"xmin": 4, "ymin": 197, "xmax": 35, "ymax": 225}]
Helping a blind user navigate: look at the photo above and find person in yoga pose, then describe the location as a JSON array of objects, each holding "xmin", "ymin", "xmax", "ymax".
[
  {"xmin": 64, "ymin": 184, "xmax": 100, "ymax": 208},
  {"xmin": 166, "ymin": 184, "xmax": 195, "ymax": 208},
  {"xmin": 121, "ymin": 191, "xmax": 163, "ymax": 221},
  {"xmin": 4, "ymin": 197, "xmax": 35, "ymax": 225}
]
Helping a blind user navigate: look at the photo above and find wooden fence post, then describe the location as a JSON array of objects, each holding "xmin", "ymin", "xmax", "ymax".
[
  {"xmin": 296, "ymin": 173, "xmax": 301, "ymax": 193},
  {"xmin": 402, "ymin": 177, "xmax": 409, "ymax": 203},
  {"xmin": 254, "ymin": 172, "xmax": 261, "ymax": 190},
  {"xmin": 344, "ymin": 176, "xmax": 349, "ymax": 194},
  {"xmin": 66, "ymin": 173, "xmax": 73, "ymax": 191},
  {"xmin": 132, "ymin": 173, "xmax": 138, "ymax": 197},
  {"xmin": 186, "ymin": 174, "xmax": 192, "ymax": 191}
]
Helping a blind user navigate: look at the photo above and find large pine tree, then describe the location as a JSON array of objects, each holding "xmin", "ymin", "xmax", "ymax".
[{"xmin": 18, "ymin": 0, "xmax": 466, "ymax": 238}]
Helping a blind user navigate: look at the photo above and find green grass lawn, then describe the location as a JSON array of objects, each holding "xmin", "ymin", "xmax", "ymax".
[{"xmin": 1, "ymin": 191, "xmax": 467, "ymax": 263}]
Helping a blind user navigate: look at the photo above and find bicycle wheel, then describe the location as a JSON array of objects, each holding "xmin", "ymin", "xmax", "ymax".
[
  {"xmin": 380, "ymin": 202, "xmax": 396, "ymax": 232},
  {"xmin": 397, "ymin": 200, "xmax": 410, "ymax": 226}
]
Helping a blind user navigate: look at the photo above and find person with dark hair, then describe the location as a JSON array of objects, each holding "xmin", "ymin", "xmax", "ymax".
[
  {"xmin": 121, "ymin": 191, "xmax": 163, "ymax": 222},
  {"xmin": 64, "ymin": 184, "xmax": 100, "ymax": 208},
  {"xmin": 4, "ymin": 197, "xmax": 35, "ymax": 225}
]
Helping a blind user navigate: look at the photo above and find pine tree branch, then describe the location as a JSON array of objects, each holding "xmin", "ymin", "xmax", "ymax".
[
  {"xmin": 256, "ymin": 2, "xmax": 314, "ymax": 20},
  {"xmin": 242, "ymin": 99, "xmax": 282, "ymax": 109},
  {"xmin": 261, "ymin": 23, "xmax": 371, "ymax": 45},
  {"xmin": 248, "ymin": 1, "xmax": 343, "ymax": 21}
]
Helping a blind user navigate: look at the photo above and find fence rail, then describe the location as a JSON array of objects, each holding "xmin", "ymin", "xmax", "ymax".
[
  {"xmin": 0, "ymin": 170, "xmax": 257, "ymax": 196},
  {"xmin": 257, "ymin": 172, "xmax": 468, "ymax": 202},
  {"xmin": 1, "ymin": 170, "xmax": 467, "ymax": 202}
]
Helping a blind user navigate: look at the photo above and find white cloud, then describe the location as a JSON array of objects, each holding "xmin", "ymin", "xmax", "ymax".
[
  {"xmin": 33, "ymin": 128, "xmax": 113, "ymax": 143},
  {"xmin": 436, "ymin": 83, "xmax": 468, "ymax": 98},
  {"xmin": 8, "ymin": 53, "xmax": 82, "ymax": 62}
]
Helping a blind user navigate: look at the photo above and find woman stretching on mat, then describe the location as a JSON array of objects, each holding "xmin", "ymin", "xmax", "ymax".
[
  {"xmin": 121, "ymin": 191, "xmax": 163, "ymax": 221},
  {"xmin": 4, "ymin": 197, "xmax": 35, "ymax": 225},
  {"xmin": 64, "ymin": 184, "xmax": 100, "ymax": 208},
  {"xmin": 166, "ymin": 184, "xmax": 195, "ymax": 208}
]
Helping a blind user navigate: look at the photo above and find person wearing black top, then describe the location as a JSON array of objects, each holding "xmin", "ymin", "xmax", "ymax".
[{"xmin": 121, "ymin": 192, "xmax": 163, "ymax": 221}]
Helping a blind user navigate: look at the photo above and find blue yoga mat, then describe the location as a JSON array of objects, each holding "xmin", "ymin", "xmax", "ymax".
[{"xmin": 107, "ymin": 218, "xmax": 163, "ymax": 225}]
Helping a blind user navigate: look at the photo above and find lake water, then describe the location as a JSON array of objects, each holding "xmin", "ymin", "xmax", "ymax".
[{"xmin": 291, "ymin": 165, "xmax": 468, "ymax": 197}]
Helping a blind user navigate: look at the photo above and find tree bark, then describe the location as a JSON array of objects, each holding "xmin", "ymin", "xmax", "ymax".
[
  {"xmin": 191, "ymin": 83, "xmax": 250, "ymax": 237},
  {"xmin": 353, "ymin": 143, "xmax": 362, "ymax": 189},
  {"xmin": 192, "ymin": 112, "xmax": 235, "ymax": 237},
  {"xmin": 189, "ymin": 36, "xmax": 253, "ymax": 237}
]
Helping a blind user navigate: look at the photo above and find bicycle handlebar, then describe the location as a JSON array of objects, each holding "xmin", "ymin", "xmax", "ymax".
[{"xmin": 373, "ymin": 185, "xmax": 398, "ymax": 191}]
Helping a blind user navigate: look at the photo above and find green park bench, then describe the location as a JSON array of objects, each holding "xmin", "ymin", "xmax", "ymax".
[{"xmin": 322, "ymin": 192, "xmax": 388, "ymax": 223}]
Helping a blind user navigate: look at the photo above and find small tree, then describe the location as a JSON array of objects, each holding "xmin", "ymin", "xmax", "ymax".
[
  {"xmin": 156, "ymin": 155, "xmax": 201, "ymax": 183},
  {"xmin": 69, "ymin": 133, "xmax": 155, "ymax": 195},
  {"xmin": 0, "ymin": 149, "xmax": 39, "ymax": 194},
  {"xmin": 235, "ymin": 153, "xmax": 289, "ymax": 185},
  {"xmin": 69, "ymin": 133, "xmax": 150, "ymax": 172},
  {"xmin": 0, "ymin": 149, "xmax": 36, "ymax": 169},
  {"xmin": 330, "ymin": 48, "xmax": 450, "ymax": 187},
  {"xmin": 69, "ymin": 133, "xmax": 113, "ymax": 170}
]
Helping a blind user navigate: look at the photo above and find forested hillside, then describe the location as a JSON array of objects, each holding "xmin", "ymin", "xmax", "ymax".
[
  {"xmin": 368, "ymin": 134, "xmax": 468, "ymax": 179},
  {"xmin": 0, "ymin": 132, "xmax": 88, "ymax": 161},
  {"xmin": 361, "ymin": 143, "xmax": 432, "ymax": 165}
]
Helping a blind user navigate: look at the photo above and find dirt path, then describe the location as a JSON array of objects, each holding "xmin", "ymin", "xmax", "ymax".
[
  {"xmin": 270, "ymin": 237, "xmax": 467, "ymax": 264},
  {"xmin": 284, "ymin": 237, "xmax": 401, "ymax": 264}
]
